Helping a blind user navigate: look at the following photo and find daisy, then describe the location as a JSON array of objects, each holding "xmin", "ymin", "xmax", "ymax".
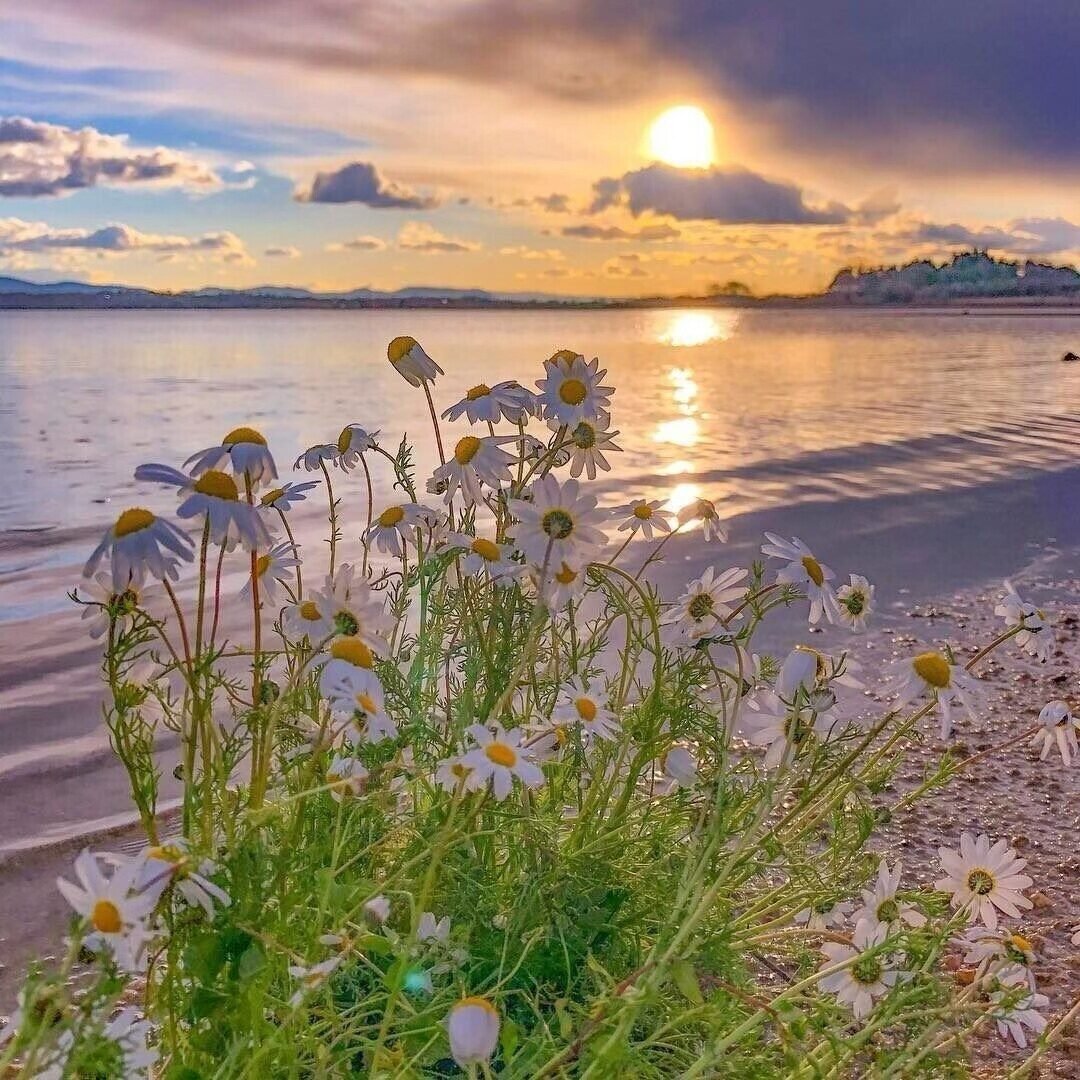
[
  {"xmin": 459, "ymin": 723, "xmax": 544, "ymax": 801},
  {"xmin": 326, "ymin": 755, "xmax": 369, "ymax": 800},
  {"xmin": 761, "ymin": 534, "xmax": 837, "ymax": 625},
  {"xmin": 851, "ymin": 860, "xmax": 926, "ymax": 933},
  {"xmin": 835, "ymin": 574, "xmax": 875, "ymax": 632},
  {"xmin": 614, "ymin": 498, "xmax": 672, "ymax": 541},
  {"xmin": 1031, "ymin": 699, "xmax": 1079, "ymax": 765},
  {"xmin": 988, "ymin": 988, "xmax": 1049, "ymax": 1048},
  {"xmin": 308, "ymin": 566, "xmax": 393, "ymax": 652},
  {"xmin": 238, "ymin": 540, "xmax": 300, "ymax": 605},
  {"xmin": 740, "ymin": 685, "xmax": 837, "ymax": 769},
  {"xmin": 957, "ymin": 927, "xmax": 1037, "ymax": 989},
  {"xmin": 533, "ymin": 558, "xmax": 590, "ymax": 610},
  {"xmin": 79, "ymin": 570, "xmax": 158, "ymax": 640},
  {"xmin": 995, "ymin": 581, "xmax": 1054, "ymax": 663},
  {"xmin": 333, "ymin": 424, "xmax": 380, "ymax": 470},
  {"xmin": 366, "ymin": 503, "xmax": 424, "ymax": 557},
  {"xmin": 936, "ymin": 832, "xmax": 1034, "ymax": 929},
  {"xmin": 445, "ymin": 532, "xmax": 522, "ymax": 584},
  {"xmin": 259, "ymin": 479, "xmax": 319, "ymax": 513},
  {"xmin": 819, "ymin": 919, "xmax": 902, "ymax": 1020},
  {"xmin": 57, "ymin": 849, "xmax": 157, "ymax": 973},
  {"xmin": 294, "ymin": 443, "xmax": 337, "ymax": 472},
  {"xmin": 388, "ymin": 335, "xmax": 443, "ymax": 386},
  {"xmin": 889, "ymin": 649, "xmax": 979, "ymax": 739},
  {"xmin": 443, "ymin": 380, "xmax": 533, "ymax": 424},
  {"xmin": 509, "ymin": 474, "xmax": 608, "ymax": 568},
  {"xmin": 551, "ymin": 676, "xmax": 620, "ymax": 742},
  {"xmin": 447, "ymin": 997, "xmax": 500, "ymax": 1069},
  {"xmin": 536, "ymin": 353, "xmax": 613, "ymax": 426},
  {"xmin": 364, "ymin": 895, "xmax": 391, "ymax": 924},
  {"xmin": 285, "ymin": 595, "xmax": 328, "ymax": 641},
  {"xmin": 137, "ymin": 842, "xmax": 230, "ymax": 919},
  {"xmin": 430, "ymin": 435, "xmax": 515, "ymax": 506},
  {"xmin": 184, "ymin": 425, "xmax": 277, "ymax": 488},
  {"xmin": 83, "ymin": 508, "xmax": 194, "ymax": 588},
  {"xmin": 434, "ymin": 754, "xmax": 475, "ymax": 793},
  {"xmin": 289, "ymin": 957, "xmax": 342, "ymax": 1006},
  {"xmin": 794, "ymin": 899, "xmax": 853, "ymax": 932},
  {"xmin": 98, "ymin": 1009, "xmax": 159, "ymax": 1078},
  {"xmin": 322, "ymin": 664, "xmax": 397, "ymax": 743},
  {"xmin": 562, "ymin": 417, "xmax": 621, "ymax": 479},
  {"xmin": 677, "ymin": 497, "xmax": 728, "ymax": 543},
  {"xmin": 660, "ymin": 745, "xmax": 698, "ymax": 790},
  {"xmin": 418, "ymin": 912, "xmax": 451, "ymax": 944},
  {"xmin": 660, "ymin": 566, "xmax": 748, "ymax": 646}
]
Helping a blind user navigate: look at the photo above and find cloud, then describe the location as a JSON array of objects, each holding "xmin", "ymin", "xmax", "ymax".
[
  {"xmin": 0, "ymin": 115, "xmax": 220, "ymax": 197},
  {"xmin": 498, "ymin": 245, "xmax": 565, "ymax": 260},
  {"xmin": 326, "ymin": 235, "xmax": 388, "ymax": 252},
  {"xmin": 589, "ymin": 164, "xmax": 849, "ymax": 225},
  {"xmin": 397, "ymin": 220, "xmax": 479, "ymax": 253},
  {"xmin": 898, "ymin": 216, "xmax": 1080, "ymax": 257},
  {"xmin": 562, "ymin": 223, "xmax": 680, "ymax": 241},
  {"xmin": 263, "ymin": 245, "xmax": 300, "ymax": 257},
  {"xmin": 296, "ymin": 161, "xmax": 437, "ymax": 208}
]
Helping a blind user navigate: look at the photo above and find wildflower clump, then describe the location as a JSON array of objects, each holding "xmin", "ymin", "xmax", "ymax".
[{"xmin": 2, "ymin": 342, "xmax": 1072, "ymax": 1076}]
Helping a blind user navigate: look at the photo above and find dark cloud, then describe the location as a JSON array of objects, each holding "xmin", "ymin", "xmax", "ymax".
[
  {"xmin": 263, "ymin": 245, "xmax": 300, "ymax": 257},
  {"xmin": 534, "ymin": 192, "xmax": 570, "ymax": 213},
  {"xmin": 326, "ymin": 235, "xmax": 388, "ymax": 252},
  {"xmin": 297, "ymin": 161, "xmax": 437, "ymax": 208},
  {"xmin": 562, "ymin": 222, "xmax": 680, "ymax": 241},
  {"xmin": 900, "ymin": 216, "xmax": 1080, "ymax": 257}
]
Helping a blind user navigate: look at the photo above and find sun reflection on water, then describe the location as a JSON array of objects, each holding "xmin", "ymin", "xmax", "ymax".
[{"xmin": 656, "ymin": 309, "xmax": 740, "ymax": 348}]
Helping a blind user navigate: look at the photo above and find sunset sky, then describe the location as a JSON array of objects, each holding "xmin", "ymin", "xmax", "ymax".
[{"xmin": 1, "ymin": 2, "xmax": 1077, "ymax": 296}]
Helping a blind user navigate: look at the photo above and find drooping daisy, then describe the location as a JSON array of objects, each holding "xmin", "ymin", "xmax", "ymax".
[
  {"xmin": 562, "ymin": 417, "xmax": 622, "ymax": 479},
  {"xmin": 536, "ymin": 352, "xmax": 614, "ymax": 426},
  {"xmin": 307, "ymin": 567, "xmax": 394, "ymax": 653},
  {"xmin": 459, "ymin": 723, "xmax": 544, "ymax": 801},
  {"xmin": 957, "ymin": 926, "xmax": 1037, "ymax": 989},
  {"xmin": 184, "ymin": 425, "xmax": 278, "ymax": 488},
  {"xmin": 288, "ymin": 957, "xmax": 342, "ymax": 1006},
  {"xmin": 430, "ymin": 435, "xmax": 515, "ymax": 506},
  {"xmin": 677, "ymin": 497, "xmax": 728, "ymax": 543},
  {"xmin": 259, "ymin": 480, "xmax": 320, "ymax": 513},
  {"xmin": 995, "ymin": 581, "xmax": 1054, "ymax": 663},
  {"xmin": 139, "ymin": 841, "xmax": 231, "ymax": 919},
  {"xmin": 761, "ymin": 534, "xmax": 837, "ymax": 625},
  {"xmin": 447, "ymin": 997, "xmax": 500, "ymax": 1069},
  {"xmin": 79, "ymin": 570, "xmax": 159, "ymax": 640},
  {"xmin": 660, "ymin": 566, "xmax": 748, "ymax": 646},
  {"xmin": 533, "ymin": 558, "xmax": 591, "ymax": 610},
  {"xmin": 835, "ymin": 574, "xmax": 875, "ymax": 632},
  {"xmin": 388, "ymin": 335, "xmax": 443, "ymax": 387},
  {"xmin": 551, "ymin": 677, "xmax": 620, "ymax": 742},
  {"xmin": 509, "ymin": 474, "xmax": 608, "ymax": 568},
  {"xmin": 1031, "ymin": 699, "xmax": 1079, "ymax": 765},
  {"xmin": 889, "ymin": 649, "xmax": 980, "ymax": 739},
  {"xmin": 614, "ymin": 498, "xmax": 672, "ymax": 541},
  {"xmin": 988, "ymin": 988, "xmax": 1049, "ymax": 1048},
  {"xmin": 936, "ymin": 832, "xmax": 1034, "ymax": 929},
  {"xmin": 326, "ymin": 755, "xmax": 369, "ymax": 800},
  {"xmin": 443, "ymin": 380, "xmax": 534, "ymax": 424},
  {"xmin": 794, "ymin": 898, "xmax": 853, "ymax": 932},
  {"xmin": 445, "ymin": 532, "xmax": 522, "ymax": 584},
  {"xmin": 819, "ymin": 918, "xmax": 902, "ymax": 1020},
  {"xmin": 851, "ymin": 860, "xmax": 927, "ymax": 933},
  {"xmin": 366, "ymin": 503, "xmax": 425, "ymax": 557},
  {"xmin": 238, "ymin": 541, "xmax": 300, "ymax": 605},
  {"xmin": 334, "ymin": 424, "xmax": 380, "ymax": 470},
  {"xmin": 83, "ymin": 507, "xmax": 194, "ymax": 588}
]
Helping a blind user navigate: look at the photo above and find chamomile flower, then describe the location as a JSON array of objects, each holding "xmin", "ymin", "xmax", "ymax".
[
  {"xmin": 936, "ymin": 832, "xmax": 1034, "ymax": 929},
  {"xmin": 84, "ymin": 508, "xmax": 194, "ymax": 588},
  {"xmin": 334, "ymin": 424, "xmax": 380, "ymax": 469},
  {"xmin": 761, "ymin": 534, "xmax": 837, "ymax": 625},
  {"xmin": 238, "ymin": 541, "xmax": 300, "ymax": 605},
  {"xmin": 561, "ymin": 417, "xmax": 621, "ymax": 479},
  {"xmin": 614, "ymin": 498, "xmax": 672, "ymax": 540},
  {"xmin": 533, "ymin": 558, "xmax": 590, "ymax": 610},
  {"xmin": 388, "ymin": 335, "xmax": 443, "ymax": 387},
  {"xmin": 326, "ymin": 755, "xmax": 369, "ymax": 800},
  {"xmin": 851, "ymin": 860, "xmax": 926, "ymax": 932},
  {"xmin": 259, "ymin": 480, "xmax": 319, "ymax": 513},
  {"xmin": 445, "ymin": 532, "xmax": 522, "ymax": 584},
  {"xmin": 322, "ymin": 664, "xmax": 397, "ymax": 743},
  {"xmin": 740, "ymin": 681, "xmax": 837, "ymax": 768},
  {"xmin": 430, "ymin": 435, "xmax": 515, "ymax": 505},
  {"xmin": 835, "ymin": 574, "xmax": 875, "ymax": 631},
  {"xmin": 551, "ymin": 677, "xmax": 620, "ymax": 742},
  {"xmin": 139, "ymin": 842, "xmax": 231, "ymax": 919},
  {"xmin": 819, "ymin": 919, "xmax": 903, "ymax": 1020},
  {"xmin": 442, "ymin": 380, "xmax": 533, "ymax": 424},
  {"xmin": 794, "ymin": 899, "xmax": 853, "ymax": 932},
  {"xmin": 509, "ymin": 474, "xmax": 607, "ymax": 567},
  {"xmin": 536, "ymin": 353, "xmax": 613, "ymax": 426},
  {"xmin": 418, "ymin": 912, "xmax": 451, "ymax": 944},
  {"xmin": 366, "ymin": 503, "xmax": 424, "ymax": 557},
  {"xmin": 459, "ymin": 723, "xmax": 544, "ymax": 801},
  {"xmin": 184, "ymin": 426, "xmax": 277, "ymax": 488},
  {"xmin": 1031, "ymin": 700, "xmax": 1079, "ymax": 765},
  {"xmin": 289, "ymin": 957, "xmax": 342, "ymax": 1006},
  {"xmin": 677, "ymin": 497, "xmax": 729, "ymax": 543},
  {"xmin": 286, "ymin": 595, "xmax": 328, "ymax": 640},
  {"xmin": 447, "ymin": 997, "xmax": 500, "ymax": 1068},
  {"xmin": 661, "ymin": 566, "xmax": 748, "ymax": 646},
  {"xmin": 307, "ymin": 567, "xmax": 394, "ymax": 653},
  {"xmin": 995, "ymin": 581, "xmax": 1054, "ymax": 663},
  {"xmin": 434, "ymin": 754, "xmax": 475, "ymax": 793},
  {"xmin": 79, "ymin": 571, "xmax": 158, "ymax": 640},
  {"xmin": 957, "ymin": 927, "xmax": 1037, "ymax": 989},
  {"xmin": 659, "ymin": 744, "xmax": 698, "ymax": 790},
  {"xmin": 100, "ymin": 1008, "xmax": 159, "ymax": 1077},
  {"xmin": 988, "ymin": 988, "xmax": 1049, "ymax": 1048},
  {"xmin": 889, "ymin": 649, "xmax": 979, "ymax": 739}
]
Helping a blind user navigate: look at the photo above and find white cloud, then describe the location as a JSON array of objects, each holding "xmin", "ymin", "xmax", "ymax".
[
  {"xmin": 264, "ymin": 245, "xmax": 301, "ymax": 257},
  {"xmin": 498, "ymin": 245, "xmax": 565, "ymax": 260},
  {"xmin": 397, "ymin": 221, "xmax": 479, "ymax": 253},
  {"xmin": 325, "ymin": 235, "xmax": 388, "ymax": 252}
]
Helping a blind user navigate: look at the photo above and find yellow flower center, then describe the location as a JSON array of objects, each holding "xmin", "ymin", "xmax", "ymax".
[
  {"xmin": 260, "ymin": 487, "xmax": 285, "ymax": 507},
  {"xmin": 456, "ymin": 995, "xmax": 498, "ymax": 1016},
  {"xmin": 801, "ymin": 555, "xmax": 825, "ymax": 587},
  {"xmin": 575, "ymin": 697, "xmax": 597, "ymax": 722},
  {"xmin": 299, "ymin": 600, "xmax": 322, "ymax": 622},
  {"xmin": 555, "ymin": 563, "xmax": 578, "ymax": 585},
  {"xmin": 548, "ymin": 349, "xmax": 579, "ymax": 368},
  {"xmin": 387, "ymin": 335, "xmax": 417, "ymax": 363},
  {"xmin": 91, "ymin": 899, "xmax": 123, "ymax": 934},
  {"xmin": 454, "ymin": 436, "xmax": 482, "ymax": 465},
  {"xmin": 966, "ymin": 868, "xmax": 995, "ymax": 895},
  {"xmin": 331, "ymin": 639, "xmax": 374, "ymax": 668},
  {"xmin": 913, "ymin": 651, "xmax": 951, "ymax": 689},
  {"xmin": 687, "ymin": 592, "xmax": 714, "ymax": 620},
  {"xmin": 471, "ymin": 538, "xmax": 501, "ymax": 562},
  {"xmin": 451, "ymin": 761, "xmax": 470, "ymax": 779},
  {"xmin": 337, "ymin": 426, "xmax": 354, "ymax": 453},
  {"xmin": 355, "ymin": 692, "xmax": 379, "ymax": 714},
  {"xmin": 541, "ymin": 508, "xmax": 574, "ymax": 540},
  {"xmin": 378, "ymin": 506, "xmax": 405, "ymax": 528},
  {"xmin": 571, "ymin": 421, "xmax": 596, "ymax": 449},
  {"xmin": 554, "ymin": 725, "xmax": 568, "ymax": 746},
  {"xmin": 114, "ymin": 508, "xmax": 155, "ymax": 538},
  {"xmin": 633, "ymin": 504, "xmax": 653, "ymax": 520},
  {"xmin": 1008, "ymin": 933, "xmax": 1032, "ymax": 956},
  {"xmin": 255, "ymin": 554, "xmax": 271, "ymax": 578},
  {"xmin": 146, "ymin": 844, "xmax": 182, "ymax": 863},
  {"xmin": 193, "ymin": 470, "xmax": 240, "ymax": 501},
  {"xmin": 466, "ymin": 383, "xmax": 492, "ymax": 400},
  {"xmin": 558, "ymin": 377, "xmax": 588, "ymax": 406},
  {"xmin": 222, "ymin": 426, "xmax": 266, "ymax": 446},
  {"xmin": 484, "ymin": 742, "xmax": 517, "ymax": 768}
]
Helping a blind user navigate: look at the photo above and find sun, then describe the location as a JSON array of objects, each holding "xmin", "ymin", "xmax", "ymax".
[{"xmin": 647, "ymin": 106, "xmax": 715, "ymax": 168}]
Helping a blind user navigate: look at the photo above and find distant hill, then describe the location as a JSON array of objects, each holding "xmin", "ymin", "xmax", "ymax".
[{"xmin": 828, "ymin": 251, "xmax": 1080, "ymax": 303}]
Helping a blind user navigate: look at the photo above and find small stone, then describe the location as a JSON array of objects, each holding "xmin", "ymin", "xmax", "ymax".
[{"xmin": 1030, "ymin": 890, "xmax": 1053, "ymax": 910}]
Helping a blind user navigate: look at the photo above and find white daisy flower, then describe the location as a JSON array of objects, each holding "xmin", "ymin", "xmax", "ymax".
[
  {"xmin": 533, "ymin": 558, "xmax": 591, "ymax": 610},
  {"xmin": 614, "ymin": 498, "xmax": 672, "ymax": 540},
  {"xmin": 366, "ymin": 503, "xmax": 425, "ymax": 557},
  {"xmin": 418, "ymin": 912, "xmax": 451, "ymax": 944},
  {"xmin": 184, "ymin": 425, "xmax": 278, "ymax": 488},
  {"xmin": 79, "ymin": 570, "xmax": 159, "ymax": 640},
  {"xmin": 445, "ymin": 532, "xmax": 522, "ymax": 584},
  {"xmin": 660, "ymin": 744, "xmax": 698, "ymax": 790},
  {"xmin": 288, "ymin": 957, "xmax": 342, "ymax": 1006},
  {"xmin": 551, "ymin": 677, "xmax": 620, "ymax": 742},
  {"xmin": 333, "ymin": 424, "xmax": 380, "ymax": 469},
  {"xmin": 740, "ymin": 682, "xmax": 837, "ymax": 769},
  {"xmin": 509, "ymin": 474, "xmax": 608, "ymax": 568},
  {"xmin": 139, "ymin": 841, "xmax": 231, "ymax": 919},
  {"xmin": 889, "ymin": 649, "xmax": 979, "ymax": 739},
  {"xmin": 238, "ymin": 541, "xmax": 300, "ymax": 605},
  {"xmin": 326, "ymin": 755, "xmax": 369, "ymax": 800},
  {"xmin": 57, "ymin": 849, "xmax": 157, "ymax": 973},
  {"xmin": 447, "ymin": 997, "xmax": 500, "ymax": 1068},
  {"xmin": 442, "ymin": 380, "xmax": 534, "ymax": 424},
  {"xmin": 536, "ymin": 352, "xmax": 613, "ymax": 426},
  {"xmin": 1032, "ymin": 699, "xmax": 1079, "ymax": 765},
  {"xmin": 957, "ymin": 926, "xmax": 1037, "ymax": 989},
  {"xmin": 322, "ymin": 665, "xmax": 397, "ymax": 743},
  {"xmin": 294, "ymin": 443, "xmax": 337, "ymax": 472},
  {"xmin": 307, "ymin": 566, "xmax": 394, "ymax": 652},
  {"xmin": 259, "ymin": 479, "xmax": 320, "ymax": 513},
  {"xmin": 430, "ymin": 435, "xmax": 515, "ymax": 506},
  {"xmin": 819, "ymin": 918, "xmax": 903, "ymax": 1020},
  {"xmin": 459, "ymin": 723, "xmax": 544, "ymax": 801},
  {"xmin": 988, "ymin": 987, "xmax": 1049, "ymax": 1048},
  {"xmin": 835, "ymin": 574, "xmax": 875, "ymax": 632},
  {"xmin": 995, "ymin": 581, "xmax": 1054, "ymax": 663},
  {"xmin": 761, "ymin": 533, "xmax": 837, "ymax": 625},
  {"xmin": 561, "ymin": 417, "xmax": 621, "ymax": 479},
  {"xmin": 388, "ymin": 335, "xmax": 443, "ymax": 387},
  {"xmin": 851, "ymin": 860, "xmax": 926, "ymax": 933},
  {"xmin": 936, "ymin": 832, "xmax": 1034, "ymax": 929},
  {"xmin": 434, "ymin": 754, "xmax": 475, "ymax": 793},
  {"xmin": 84, "ymin": 507, "xmax": 194, "ymax": 588},
  {"xmin": 285, "ymin": 595, "xmax": 329, "ymax": 640},
  {"xmin": 677, "ymin": 497, "xmax": 728, "ymax": 543},
  {"xmin": 794, "ymin": 899, "xmax": 853, "ymax": 932},
  {"xmin": 660, "ymin": 566, "xmax": 748, "ymax": 646}
]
